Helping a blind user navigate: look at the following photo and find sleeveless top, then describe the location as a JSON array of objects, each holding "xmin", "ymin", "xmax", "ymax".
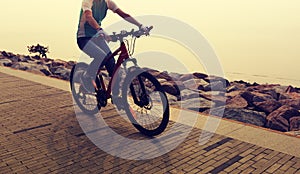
[{"xmin": 77, "ymin": 0, "xmax": 118, "ymax": 38}]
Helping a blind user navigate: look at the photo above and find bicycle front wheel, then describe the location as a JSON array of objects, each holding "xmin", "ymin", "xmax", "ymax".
[
  {"xmin": 70, "ymin": 63, "xmax": 100, "ymax": 114},
  {"xmin": 122, "ymin": 68, "xmax": 169, "ymax": 136}
]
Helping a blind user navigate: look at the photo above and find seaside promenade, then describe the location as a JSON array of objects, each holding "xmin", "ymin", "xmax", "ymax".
[{"xmin": 0, "ymin": 66, "xmax": 300, "ymax": 174}]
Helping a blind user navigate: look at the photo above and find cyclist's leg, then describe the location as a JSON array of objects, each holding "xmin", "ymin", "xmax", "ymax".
[
  {"xmin": 91, "ymin": 38, "xmax": 122, "ymax": 98},
  {"xmin": 104, "ymin": 52, "xmax": 115, "ymax": 77},
  {"xmin": 77, "ymin": 37, "xmax": 112, "ymax": 92},
  {"xmin": 77, "ymin": 37, "xmax": 111, "ymax": 78}
]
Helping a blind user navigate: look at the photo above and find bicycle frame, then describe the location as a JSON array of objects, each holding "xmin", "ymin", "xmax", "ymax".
[{"xmin": 95, "ymin": 41, "xmax": 130, "ymax": 99}]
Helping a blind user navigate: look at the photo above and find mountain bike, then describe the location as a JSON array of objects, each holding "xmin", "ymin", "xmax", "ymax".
[{"xmin": 70, "ymin": 26, "xmax": 170, "ymax": 136}]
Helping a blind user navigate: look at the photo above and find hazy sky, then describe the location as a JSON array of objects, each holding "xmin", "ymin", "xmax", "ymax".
[{"xmin": 0, "ymin": 0, "xmax": 300, "ymax": 83}]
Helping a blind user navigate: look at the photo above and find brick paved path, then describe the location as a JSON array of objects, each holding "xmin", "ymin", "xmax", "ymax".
[{"xmin": 0, "ymin": 72, "xmax": 300, "ymax": 174}]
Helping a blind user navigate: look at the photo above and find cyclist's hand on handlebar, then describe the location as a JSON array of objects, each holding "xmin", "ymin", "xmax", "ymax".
[
  {"xmin": 96, "ymin": 28, "xmax": 112, "ymax": 42},
  {"xmin": 139, "ymin": 24, "xmax": 150, "ymax": 35}
]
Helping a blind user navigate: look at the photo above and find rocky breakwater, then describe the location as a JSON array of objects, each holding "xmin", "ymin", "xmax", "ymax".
[
  {"xmin": 148, "ymin": 69, "xmax": 300, "ymax": 134},
  {"xmin": 0, "ymin": 51, "xmax": 75, "ymax": 81}
]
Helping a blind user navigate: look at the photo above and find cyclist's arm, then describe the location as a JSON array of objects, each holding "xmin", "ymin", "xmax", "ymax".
[
  {"xmin": 115, "ymin": 8, "xmax": 142, "ymax": 28},
  {"xmin": 84, "ymin": 10, "xmax": 102, "ymax": 30},
  {"xmin": 82, "ymin": 0, "xmax": 101, "ymax": 30}
]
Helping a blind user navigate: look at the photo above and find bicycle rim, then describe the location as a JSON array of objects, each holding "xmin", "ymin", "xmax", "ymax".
[
  {"xmin": 70, "ymin": 63, "xmax": 100, "ymax": 114},
  {"xmin": 122, "ymin": 69, "xmax": 169, "ymax": 136}
]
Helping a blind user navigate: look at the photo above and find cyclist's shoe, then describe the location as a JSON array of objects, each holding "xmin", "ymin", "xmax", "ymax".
[
  {"xmin": 80, "ymin": 72, "xmax": 95, "ymax": 92},
  {"xmin": 112, "ymin": 96, "xmax": 125, "ymax": 110}
]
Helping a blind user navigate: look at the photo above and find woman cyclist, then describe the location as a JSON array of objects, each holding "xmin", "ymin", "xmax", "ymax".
[{"xmin": 77, "ymin": 0, "xmax": 147, "ymax": 92}]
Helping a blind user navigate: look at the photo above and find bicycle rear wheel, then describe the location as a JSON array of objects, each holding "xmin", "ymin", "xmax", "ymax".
[
  {"xmin": 122, "ymin": 68, "xmax": 169, "ymax": 136},
  {"xmin": 70, "ymin": 63, "xmax": 100, "ymax": 114}
]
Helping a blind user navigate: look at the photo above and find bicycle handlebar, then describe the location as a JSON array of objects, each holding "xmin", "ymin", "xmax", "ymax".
[{"xmin": 109, "ymin": 26, "xmax": 153, "ymax": 42}]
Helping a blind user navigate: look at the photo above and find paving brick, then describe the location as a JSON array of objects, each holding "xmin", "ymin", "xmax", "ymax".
[
  {"xmin": 252, "ymin": 158, "xmax": 268, "ymax": 169},
  {"xmin": 239, "ymin": 154, "xmax": 255, "ymax": 163},
  {"xmin": 211, "ymin": 157, "xmax": 231, "ymax": 168},
  {"xmin": 279, "ymin": 160, "xmax": 296, "ymax": 171},
  {"xmin": 238, "ymin": 159, "xmax": 255, "ymax": 170},
  {"xmin": 251, "ymin": 147, "xmax": 267, "ymax": 155},
  {"xmin": 265, "ymin": 163, "xmax": 282, "ymax": 173},
  {"xmin": 253, "ymin": 153, "xmax": 267, "ymax": 161},
  {"xmin": 273, "ymin": 169, "xmax": 287, "ymax": 174},
  {"xmin": 264, "ymin": 150, "xmax": 280, "ymax": 159},
  {"xmin": 223, "ymin": 162, "xmax": 242, "ymax": 173}
]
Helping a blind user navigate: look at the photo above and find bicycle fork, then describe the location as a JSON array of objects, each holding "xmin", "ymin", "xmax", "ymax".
[{"xmin": 130, "ymin": 74, "xmax": 150, "ymax": 108}]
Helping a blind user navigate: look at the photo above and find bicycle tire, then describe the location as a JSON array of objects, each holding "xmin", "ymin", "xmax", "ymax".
[
  {"xmin": 70, "ymin": 63, "xmax": 100, "ymax": 114},
  {"xmin": 122, "ymin": 68, "xmax": 169, "ymax": 136}
]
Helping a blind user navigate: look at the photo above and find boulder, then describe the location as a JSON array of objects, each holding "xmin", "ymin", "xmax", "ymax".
[
  {"xmin": 32, "ymin": 55, "xmax": 41, "ymax": 60},
  {"xmin": 267, "ymin": 115, "xmax": 289, "ymax": 132},
  {"xmin": 279, "ymin": 99, "xmax": 300, "ymax": 110},
  {"xmin": 226, "ymin": 90, "xmax": 244, "ymax": 98},
  {"xmin": 0, "ymin": 59, "xmax": 12, "ymax": 67},
  {"xmin": 179, "ymin": 74, "xmax": 195, "ymax": 82},
  {"xmin": 183, "ymin": 78, "xmax": 208, "ymax": 91},
  {"xmin": 231, "ymin": 80, "xmax": 253, "ymax": 88},
  {"xmin": 180, "ymin": 97, "xmax": 214, "ymax": 112},
  {"xmin": 253, "ymin": 100, "xmax": 282, "ymax": 114},
  {"xmin": 290, "ymin": 117, "xmax": 300, "ymax": 131},
  {"xmin": 203, "ymin": 81, "xmax": 226, "ymax": 92},
  {"xmin": 241, "ymin": 91, "xmax": 274, "ymax": 105},
  {"xmin": 10, "ymin": 56, "xmax": 21, "ymax": 63},
  {"xmin": 226, "ymin": 95, "xmax": 248, "ymax": 109},
  {"xmin": 66, "ymin": 61, "xmax": 76, "ymax": 69},
  {"xmin": 18, "ymin": 55, "xmax": 33, "ymax": 62},
  {"xmin": 168, "ymin": 72, "xmax": 181, "ymax": 80},
  {"xmin": 49, "ymin": 66, "xmax": 59, "ymax": 74},
  {"xmin": 11, "ymin": 62, "xmax": 33, "ymax": 70},
  {"xmin": 204, "ymin": 107, "xmax": 267, "ymax": 127},
  {"xmin": 285, "ymin": 92, "xmax": 300, "ymax": 100},
  {"xmin": 1, "ymin": 51, "xmax": 15, "ymax": 58},
  {"xmin": 43, "ymin": 57, "xmax": 53, "ymax": 63},
  {"xmin": 157, "ymin": 78, "xmax": 167, "ymax": 84},
  {"xmin": 273, "ymin": 85, "xmax": 290, "ymax": 94},
  {"xmin": 278, "ymin": 93, "xmax": 291, "ymax": 100},
  {"xmin": 266, "ymin": 105, "xmax": 300, "ymax": 132},
  {"xmin": 11, "ymin": 62, "xmax": 51, "ymax": 76},
  {"xmin": 52, "ymin": 67, "xmax": 71, "ymax": 80},
  {"xmin": 249, "ymin": 84, "xmax": 279, "ymax": 91},
  {"xmin": 166, "ymin": 94, "xmax": 179, "ymax": 106},
  {"xmin": 51, "ymin": 59, "xmax": 68, "ymax": 67},
  {"xmin": 275, "ymin": 86, "xmax": 300, "ymax": 100},
  {"xmin": 204, "ymin": 75, "xmax": 230, "ymax": 87},
  {"xmin": 161, "ymin": 81, "xmax": 180, "ymax": 96},
  {"xmin": 226, "ymin": 85, "xmax": 239, "ymax": 93},
  {"xmin": 40, "ymin": 68, "xmax": 52, "ymax": 76},
  {"xmin": 285, "ymin": 85, "xmax": 298, "ymax": 93},
  {"xmin": 192, "ymin": 72, "xmax": 208, "ymax": 79},
  {"xmin": 180, "ymin": 89, "xmax": 200, "ymax": 100},
  {"xmin": 199, "ymin": 91, "xmax": 226, "ymax": 107},
  {"xmin": 259, "ymin": 88, "xmax": 278, "ymax": 100},
  {"xmin": 155, "ymin": 71, "xmax": 173, "ymax": 81},
  {"xmin": 144, "ymin": 68, "xmax": 159, "ymax": 75}
]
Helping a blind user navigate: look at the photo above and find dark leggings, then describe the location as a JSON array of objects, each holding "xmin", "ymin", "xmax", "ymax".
[{"xmin": 77, "ymin": 37, "xmax": 115, "ymax": 77}]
